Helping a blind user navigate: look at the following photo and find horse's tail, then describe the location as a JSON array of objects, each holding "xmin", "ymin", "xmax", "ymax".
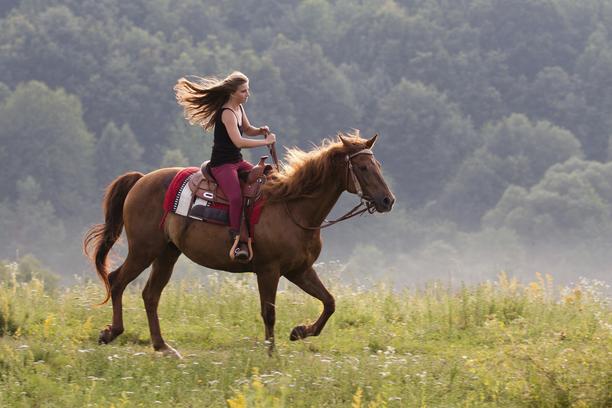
[{"xmin": 84, "ymin": 172, "xmax": 144, "ymax": 305}]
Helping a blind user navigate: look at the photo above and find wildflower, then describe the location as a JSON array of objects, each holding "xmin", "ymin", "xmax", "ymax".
[
  {"xmin": 227, "ymin": 393, "xmax": 247, "ymax": 408},
  {"xmin": 351, "ymin": 387, "xmax": 363, "ymax": 408}
]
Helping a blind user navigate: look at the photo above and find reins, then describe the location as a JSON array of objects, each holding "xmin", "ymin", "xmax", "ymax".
[
  {"xmin": 284, "ymin": 199, "xmax": 374, "ymax": 230},
  {"xmin": 282, "ymin": 148, "xmax": 377, "ymax": 230},
  {"xmin": 267, "ymin": 142, "xmax": 280, "ymax": 171}
]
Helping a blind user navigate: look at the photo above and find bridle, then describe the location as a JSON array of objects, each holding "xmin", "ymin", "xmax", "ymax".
[
  {"xmin": 346, "ymin": 148, "xmax": 375, "ymax": 202},
  {"xmin": 284, "ymin": 147, "xmax": 378, "ymax": 230}
]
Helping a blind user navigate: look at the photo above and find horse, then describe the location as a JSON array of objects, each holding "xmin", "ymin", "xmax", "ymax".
[{"xmin": 84, "ymin": 132, "xmax": 395, "ymax": 358}]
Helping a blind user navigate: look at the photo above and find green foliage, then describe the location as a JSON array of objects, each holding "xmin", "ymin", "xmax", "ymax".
[
  {"xmin": 166, "ymin": 115, "xmax": 214, "ymax": 167},
  {"xmin": 0, "ymin": 177, "xmax": 66, "ymax": 261},
  {"xmin": 475, "ymin": 0, "xmax": 575, "ymax": 79},
  {"xmin": 267, "ymin": 35, "xmax": 360, "ymax": 140},
  {"xmin": 0, "ymin": 81, "xmax": 9, "ymax": 104},
  {"xmin": 484, "ymin": 158, "xmax": 612, "ymax": 245},
  {"xmin": 0, "ymin": 255, "xmax": 59, "ymax": 291},
  {"xmin": 482, "ymin": 114, "xmax": 582, "ymax": 182},
  {"xmin": 375, "ymin": 79, "xmax": 479, "ymax": 207},
  {"xmin": 0, "ymin": 275, "xmax": 608, "ymax": 406},
  {"xmin": 433, "ymin": 114, "xmax": 582, "ymax": 227},
  {"xmin": 0, "ymin": 81, "xmax": 95, "ymax": 216},
  {"xmin": 95, "ymin": 122, "xmax": 144, "ymax": 185},
  {"xmin": 13, "ymin": 254, "xmax": 59, "ymax": 291},
  {"xmin": 160, "ymin": 148, "xmax": 189, "ymax": 168},
  {"xmin": 2, "ymin": 0, "xmax": 612, "ymax": 282},
  {"xmin": 0, "ymin": 256, "xmax": 58, "ymax": 337}
]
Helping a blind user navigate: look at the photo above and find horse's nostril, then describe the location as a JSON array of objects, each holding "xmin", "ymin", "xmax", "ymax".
[{"xmin": 383, "ymin": 197, "xmax": 391, "ymax": 206}]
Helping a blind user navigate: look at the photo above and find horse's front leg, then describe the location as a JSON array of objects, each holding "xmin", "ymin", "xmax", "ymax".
[
  {"xmin": 256, "ymin": 269, "xmax": 280, "ymax": 355},
  {"xmin": 286, "ymin": 266, "xmax": 335, "ymax": 341}
]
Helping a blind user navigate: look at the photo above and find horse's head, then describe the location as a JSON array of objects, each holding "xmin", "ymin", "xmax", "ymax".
[{"xmin": 339, "ymin": 133, "xmax": 395, "ymax": 213}]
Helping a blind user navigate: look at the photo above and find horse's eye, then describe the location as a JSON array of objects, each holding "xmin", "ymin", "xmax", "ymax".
[{"xmin": 359, "ymin": 165, "xmax": 367, "ymax": 171}]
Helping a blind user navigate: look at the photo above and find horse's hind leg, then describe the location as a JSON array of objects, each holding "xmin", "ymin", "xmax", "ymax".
[
  {"xmin": 256, "ymin": 270, "xmax": 281, "ymax": 355},
  {"xmin": 98, "ymin": 252, "xmax": 154, "ymax": 345},
  {"xmin": 142, "ymin": 244, "xmax": 181, "ymax": 358},
  {"xmin": 286, "ymin": 266, "xmax": 335, "ymax": 341}
]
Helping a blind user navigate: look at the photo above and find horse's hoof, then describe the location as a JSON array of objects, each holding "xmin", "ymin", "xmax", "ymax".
[
  {"xmin": 290, "ymin": 325, "xmax": 307, "ymax": 341},
  {"xmin": 264, "ymin": 339, "xmax": 276, "ymax": 356},
  {"xmin": 98, "ymin": 325, "xmax": 114, "ymax": 345},
  {"xmin": 156, "ymin": 344, "xmax": 183, "ymax": 359}
]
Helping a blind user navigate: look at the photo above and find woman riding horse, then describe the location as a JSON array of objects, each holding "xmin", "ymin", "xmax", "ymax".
[
  {"xmin": 84, "ymin": 129, "xmax": 394, "ymax": 358},
  {"xmin": 174, "ymin": 71, "xmax": 276, "ymax": 260}
]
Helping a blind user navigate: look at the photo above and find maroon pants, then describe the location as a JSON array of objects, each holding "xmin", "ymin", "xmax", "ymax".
[{"xmin": 210, "ymin": 160, "xmax": 254, "ymax": 232}]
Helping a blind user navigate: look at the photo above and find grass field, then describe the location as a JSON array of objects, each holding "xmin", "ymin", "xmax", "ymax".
[{"xmin": 0, "ymin": 269, "xmax": 610, "ymax": 407}]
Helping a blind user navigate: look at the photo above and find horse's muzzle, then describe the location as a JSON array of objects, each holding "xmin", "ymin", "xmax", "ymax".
[{"xmin": 373, "ymin": 194, "xmax": 395, "ymax": 213}]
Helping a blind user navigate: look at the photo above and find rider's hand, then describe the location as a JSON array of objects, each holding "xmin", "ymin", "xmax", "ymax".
[
  {"xmin": 259, "ymin": 125, "xmax": 270, "ymax": 135},
  {"xmin": 265, "ymin": 132, "xmax": 276, "ymax": 145}
]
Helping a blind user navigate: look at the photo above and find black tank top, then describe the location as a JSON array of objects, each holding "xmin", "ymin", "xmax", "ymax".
[{"xmin": 210, "ymin": 107, "xmax": 243, "ymax": 167}]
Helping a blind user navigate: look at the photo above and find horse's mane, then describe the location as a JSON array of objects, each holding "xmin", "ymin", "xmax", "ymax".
[{"xmin": 262, "ymin": 131, "xmax": 369, "ymax": 202}]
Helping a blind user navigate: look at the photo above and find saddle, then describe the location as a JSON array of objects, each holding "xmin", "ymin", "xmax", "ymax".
[
  {"xmin": 188, "ymin": 156, "xmax": 271, "ymax": 204},
  {"xmin": 187, "ymin": 156, "xmax": 272, "ymax": 262}
]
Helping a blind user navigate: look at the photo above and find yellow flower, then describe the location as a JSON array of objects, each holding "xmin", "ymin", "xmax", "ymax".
[
  {"xmin": 227, "ymin": 393, "xmax": 246, "ymax": 408},
  {"xmin": 352, "ymin": 386, "xmax": 363, "ymax": 408},
  {"xmin": 43, "ymin": 314, "xmax": 55, "ymax": 339}
]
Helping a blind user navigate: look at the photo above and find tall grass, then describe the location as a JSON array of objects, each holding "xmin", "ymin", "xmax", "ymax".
[{"xmin": 0, "ymin": 272, "xmax": 610, "ymax": 407}]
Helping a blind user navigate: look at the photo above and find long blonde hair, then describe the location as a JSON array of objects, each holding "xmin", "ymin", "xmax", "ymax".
[{"xmin": 174, "ymin": 71, "xmax": 248, "ymax": 130}]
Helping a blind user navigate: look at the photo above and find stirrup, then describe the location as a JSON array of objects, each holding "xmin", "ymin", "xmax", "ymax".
[{"xmin": 229, "ymin": 236, "xmax": 250, "ymax": 262}]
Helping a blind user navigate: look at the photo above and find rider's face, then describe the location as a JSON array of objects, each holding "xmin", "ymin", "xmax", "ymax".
[{"xmin": 233, "ymin": 82, "xmax": 250, "ymax": 104}]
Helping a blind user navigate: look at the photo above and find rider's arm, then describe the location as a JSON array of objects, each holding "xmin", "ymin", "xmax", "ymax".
[
  {"xmin": 241, "ymin": 106, "xmax": 268, "ymax": 136},
  {"xmin": 222, "ymin": 110, "xmax": 274, "ymax": 148}
]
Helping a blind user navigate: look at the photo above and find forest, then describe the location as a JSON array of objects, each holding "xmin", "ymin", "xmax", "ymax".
[{"xmin": 1, "ymin": 0, "xmax": 612, "ymax": 285}]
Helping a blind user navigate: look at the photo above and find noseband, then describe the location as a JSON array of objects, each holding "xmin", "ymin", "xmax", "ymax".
[{"xmin": 285, "ymin": 148, "xmax": 378, "ymax": 230}]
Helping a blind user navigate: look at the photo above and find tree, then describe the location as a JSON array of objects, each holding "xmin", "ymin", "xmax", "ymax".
[
  {"xmin": 0, "ymin": 5, "xmax": 106, "ymax": 89},
  {"xmin": 473, "ymin": 0, "xmax": 576, "ymax": 79},
  {"xmin": 0, "ymin": 81, "xmax": 9, "ymax": 104},
  {"xmin": 233, "ymin": 51, "xmax": 299, "ymax": 148},
  {"xmin": 0, "ymin": 81, "xmax": 95, "ymax": 215},
  {"xmin": 0, "ymin": 176, "xmax": 66, "ymax": 262},
  {"xmin": 95, "ymin": 122, "xmax": 145, "ymax": 185},
  {"xmin": 290, "ymin": 0, "xmax": 335, "ymax": 50},
  {"xmin": 165, "ymin": 115, "xmax": 213, "ymax": 167},
  {"xmin": 160, "ymin": 148, "xmax": 189, "ymax": 168},
  {"xmin": 15, "ymin": 253, "xmax": 60, "ymax": 292},
  {"xmin": 514, "ymin": 66, "xmax": 602, "ymax": 159},
  {"xmin": 432, "ymin": 114, "xmax": 583, "ymax": 228},
  {"xmin": 483, "ymin": 158, "xmax": 612, "ymax": 245},
  {"xmin": 374, "ymin": 79, "xmax": 479, "ymax": 208},
  {"xmin": 574, "ymin": 25, "xmax": 612, "ymax": 159},
  {"xmin": 267, "ymin": 35, "xmax": 360, "ymax": 144}
]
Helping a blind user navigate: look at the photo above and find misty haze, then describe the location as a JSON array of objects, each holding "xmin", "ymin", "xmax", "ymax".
[{"xmin": 2, "ymin": 1, "xmax": 611, "ymax": 290}]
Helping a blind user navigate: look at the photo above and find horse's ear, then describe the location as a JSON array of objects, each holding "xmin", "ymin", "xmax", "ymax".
[
  {"xmin": 365, "ymin": 133, "xmax": 378, "ymax": 149},
  {"xmin": 339, "ymin": 134, "xmax": 352, "ymax": 147}
]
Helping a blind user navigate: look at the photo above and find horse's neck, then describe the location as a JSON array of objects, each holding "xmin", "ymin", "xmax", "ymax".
[{"xmin": 291, "ymin": 178, "xmax": 344, "ymax": 228}]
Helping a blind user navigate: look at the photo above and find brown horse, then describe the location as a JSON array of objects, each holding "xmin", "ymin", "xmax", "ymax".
[{"xmin": 84, "ymin": 132, "xmax": 394, "ymax": 357}]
